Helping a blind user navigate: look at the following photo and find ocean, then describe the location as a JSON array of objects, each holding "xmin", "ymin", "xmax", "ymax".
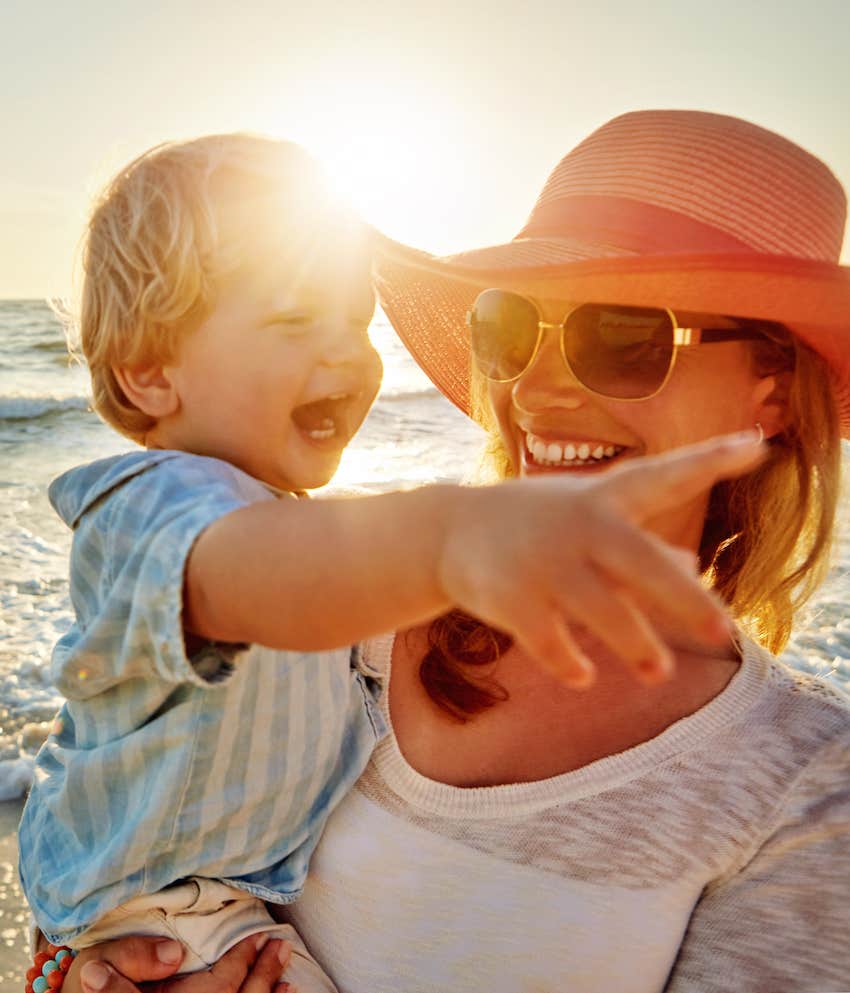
[{"xmin": 1, "ymin": 299, "xmax": 848, "ymax": 800}]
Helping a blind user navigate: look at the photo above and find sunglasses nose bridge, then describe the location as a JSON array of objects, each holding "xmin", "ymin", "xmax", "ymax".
[{"xmin": 510, "ymin": 320, "xmax": 589, "ymax": 408}]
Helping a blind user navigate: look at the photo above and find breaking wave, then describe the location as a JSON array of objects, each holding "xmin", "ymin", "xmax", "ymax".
[{"xmin": 0, "ymin": 394, "xmax": 90, "ymax": 422}]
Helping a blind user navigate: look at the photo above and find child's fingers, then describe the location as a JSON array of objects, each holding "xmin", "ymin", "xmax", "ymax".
[
  {"xmin": 667, "ymin": 546, "xmax": 701, "ymax": 573},
  {"xmin": 606, "ymin": 431, "xmax": 765, "ymax": 522},
  {"xmin": 589, "ymin": 523, "xmax": 730, "ymax": 644},
  {"xmin": 559, "ymin": 569, "xmax": 673, "ymax": 684},
  {"xmin": 512, "ymin": 605, "xmax": 596, "ymax": 688}
]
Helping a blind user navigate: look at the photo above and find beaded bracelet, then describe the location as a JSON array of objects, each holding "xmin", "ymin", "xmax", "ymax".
[{"xmin": 25, "ymin": 946, "xmax": 77, "ymax": 993}]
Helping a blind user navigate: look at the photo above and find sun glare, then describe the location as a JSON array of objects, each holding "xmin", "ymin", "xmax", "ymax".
[
  {"xmin": 316, "ymin": 131, "xmax": 424, "ymax": 233},
  {"xmin": 265, "ymin": 74, "xmax": 457, "ymax": 252}
]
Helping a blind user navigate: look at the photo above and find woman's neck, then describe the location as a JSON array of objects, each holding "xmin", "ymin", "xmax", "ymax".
[{"xmin": 388, "ymin": 625, "xmax": 740, "ymax": 788}]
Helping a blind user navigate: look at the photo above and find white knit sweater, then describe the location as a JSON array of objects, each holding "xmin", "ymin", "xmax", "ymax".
[{"xmin": 286, "ymin": 633, "xmax": 850, "ymax": 993}]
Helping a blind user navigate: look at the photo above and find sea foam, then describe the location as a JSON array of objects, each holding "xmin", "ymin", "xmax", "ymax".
[{"xmin": 0, "ymin": 394, "xmax": 89, "ymax": 421}]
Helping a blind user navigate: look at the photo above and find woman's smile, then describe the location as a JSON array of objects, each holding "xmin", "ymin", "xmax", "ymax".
[{"xmin": 522, "ymin": 430, "xmax": 629, "ymax": 471}]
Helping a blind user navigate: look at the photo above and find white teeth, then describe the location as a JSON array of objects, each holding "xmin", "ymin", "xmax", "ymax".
[
  {"xmin": 307, "ymin": 417, "xmax": 336, "ymax": 440},
  {"xmin": 525, "ymin": 433, "xmax": 624, "ymax": 467}
]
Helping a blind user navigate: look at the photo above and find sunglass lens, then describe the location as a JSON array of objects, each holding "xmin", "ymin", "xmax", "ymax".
[
  {"xmin": 564, "ymin": 305, "xmax": 674, "ymax": 399},
  {"xmin": 469, "ymin": 290, "xmax": 539, "ymax": 381}
]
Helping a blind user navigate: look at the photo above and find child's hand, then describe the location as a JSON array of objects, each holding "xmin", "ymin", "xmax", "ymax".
[
  {"xmin": 439, "ymin": 431, "xmax": 764, "ymax": 687},
  {"xmin": 60, "ymin": 935, "xmax": 290, "ymax": 993}
]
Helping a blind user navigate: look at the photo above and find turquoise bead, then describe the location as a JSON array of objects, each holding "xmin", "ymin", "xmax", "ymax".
[
  {"xmin": 55, "ymin": 949, "xmax": 71, "ymax": 964},
  {"xmin": 43, "ymin": 960, "xmax": 59, "ymax": 975},
  {"xmin": 33, "ymin": 977, "xmax": 48, "ymax": 993}
]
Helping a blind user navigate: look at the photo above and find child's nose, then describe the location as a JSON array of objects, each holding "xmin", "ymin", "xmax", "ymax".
[{"xmin": 321, "ymin": 317, "xmax": 375, "ymax": 367}]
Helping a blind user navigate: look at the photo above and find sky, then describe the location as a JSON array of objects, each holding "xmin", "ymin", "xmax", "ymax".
[{"xmin": 2, "ymin": 0, "xmax": 849, "ymax": 298}]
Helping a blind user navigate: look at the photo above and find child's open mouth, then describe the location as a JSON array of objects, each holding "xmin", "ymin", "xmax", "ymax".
[{"xmin": 291, "ymin": 393, "xmax": 357, "ymax": 442}]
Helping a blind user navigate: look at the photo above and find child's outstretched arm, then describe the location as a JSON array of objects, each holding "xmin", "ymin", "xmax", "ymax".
[{"xmin": 185, "ymin": 433, "xmax": 763, "ymax": 686}]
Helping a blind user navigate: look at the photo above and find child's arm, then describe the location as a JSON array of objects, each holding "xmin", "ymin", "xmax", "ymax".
[{"xmin": 185, "ymin": 434, "xmax": 762, "ymax": 685}]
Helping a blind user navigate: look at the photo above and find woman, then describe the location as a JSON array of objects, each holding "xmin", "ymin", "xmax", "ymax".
[{"xmin": 59, "ymin": 110, "xmax": 849, "ymax": 992}]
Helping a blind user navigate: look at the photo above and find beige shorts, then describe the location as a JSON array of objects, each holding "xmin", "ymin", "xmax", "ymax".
[{"xmin": 75, "ymin": 877, "xmax": 337, "ymax": 992}]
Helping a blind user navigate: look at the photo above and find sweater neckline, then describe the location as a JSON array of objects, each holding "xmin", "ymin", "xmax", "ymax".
[{"xmin": 362, "ymin": 631, "xmax": 772, "ymax": 818}]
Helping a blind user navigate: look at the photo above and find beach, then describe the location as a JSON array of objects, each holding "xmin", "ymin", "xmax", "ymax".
[{"xmin": 0, "ymin": 799, "xmax": 28, "ymax": 985}]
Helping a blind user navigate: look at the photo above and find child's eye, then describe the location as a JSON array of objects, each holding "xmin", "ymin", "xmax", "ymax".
[{"xmin": 266, "ymin": 313, "xmax": 315, "ymax": 332}]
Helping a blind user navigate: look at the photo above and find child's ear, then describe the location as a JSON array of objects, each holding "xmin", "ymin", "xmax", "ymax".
[
  {"xmin": 752, "ymin": 371, "xmax": 792, "ymax": 440},
  {"xmin": 113, "ymin": 363, "xmax": 180, "ymax": 419}
]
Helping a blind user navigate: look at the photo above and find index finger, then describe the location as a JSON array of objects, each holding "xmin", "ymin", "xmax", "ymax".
[{"xmin": 605, "ymin": 431, "xmax": 765, "ymax": 521}]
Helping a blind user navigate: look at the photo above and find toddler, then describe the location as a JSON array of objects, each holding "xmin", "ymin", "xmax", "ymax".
[{"xmin": 17, "ymin": 133, "xmax": 610, "ymax": 989}]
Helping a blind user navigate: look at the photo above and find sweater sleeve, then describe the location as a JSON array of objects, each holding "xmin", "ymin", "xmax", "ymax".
[{"xmin": 664, "ymin": 732, "xmax": 850, "ymax": 993}]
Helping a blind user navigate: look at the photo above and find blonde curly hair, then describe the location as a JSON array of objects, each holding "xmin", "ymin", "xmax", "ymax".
[{"xmin": 59, "ymin": 134, "xmax": 331, "ymax": 443}]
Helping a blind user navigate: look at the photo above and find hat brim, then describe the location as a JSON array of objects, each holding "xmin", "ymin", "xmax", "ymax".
[{"xmin": 374, "ymin": 236, "xmax": 850, "ymax": 436}]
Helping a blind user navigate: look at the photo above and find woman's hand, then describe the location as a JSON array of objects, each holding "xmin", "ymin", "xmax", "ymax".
[
  {"xmin": 440, "ymin": 431, "xmax": 765, "ymax": 687},
  {"xmin": 60, "ymin": 934, "xmax": 290, "ymax": 993}
]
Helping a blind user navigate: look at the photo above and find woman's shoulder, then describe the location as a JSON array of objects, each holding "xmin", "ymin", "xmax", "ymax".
[
  {"xmin": 731, "ymin": 637, "xmax": 850, "ymax": 780},
  {"xmin": 745, "ymin": 636, "xmax": 850, "ymax": 728}
]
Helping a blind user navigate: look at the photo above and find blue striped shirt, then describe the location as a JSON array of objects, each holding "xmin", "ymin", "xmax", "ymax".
[{"xmin": 18, "ymin": 451, "xmax": 385, "ymax": 945}]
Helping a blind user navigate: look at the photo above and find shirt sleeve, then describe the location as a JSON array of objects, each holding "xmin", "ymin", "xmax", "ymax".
[
  {"xmin": 664, "ymin": 732, "xmax": 850, "ymax": 993},
  {"xmin": 53, "ymin": 454, "xmax": 274, "ymax": 699}
]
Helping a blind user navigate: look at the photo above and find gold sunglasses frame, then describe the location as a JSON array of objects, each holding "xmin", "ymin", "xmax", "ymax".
[{"xmin": 466, "ymin": 290, "xmax": 765, "ymax": 401}]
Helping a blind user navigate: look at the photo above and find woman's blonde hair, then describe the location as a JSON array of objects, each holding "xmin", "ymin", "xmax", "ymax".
[
  {"xmin": 699, "ymin": 329, "xmax": 841, "ymax": 651},
  {"xmin": 60, "ymin": 134, "xmax": 327, "ymax": 443},
  {"xmin": 421, "ymin": 328, "xmax": 841, "ymax": 720}
]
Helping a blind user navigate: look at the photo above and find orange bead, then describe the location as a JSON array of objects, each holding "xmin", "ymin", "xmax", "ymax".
[
  {"xmin": 26, "ymin": 982, "xmax": 35, "ymax": 993},
  {"xmin": 47, "ymin": 972, "xmax": 64, "ymax": 989},
  {"xmin": 27, "ymin": 966, "xmax": 41, "ymax": 982},
  {"xmin": 59, "ymin": 956, "xmax": 73, "ymax": 972},
  {"xmin": 34, "ymin": 952, "xmax": 51, "ymax": 969}
]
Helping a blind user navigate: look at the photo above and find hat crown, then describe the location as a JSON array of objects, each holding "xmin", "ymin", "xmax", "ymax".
[{"xmin": 527, "ymin": 110, "xmax": 847, "ymax": 262}]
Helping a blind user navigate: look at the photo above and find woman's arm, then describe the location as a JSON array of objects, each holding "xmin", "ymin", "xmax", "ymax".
[{"xmin": 59, "ymin": 935, "xmax": 289, "ymax": 993}]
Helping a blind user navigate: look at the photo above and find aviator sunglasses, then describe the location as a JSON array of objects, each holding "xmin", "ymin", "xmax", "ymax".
[{"xmin": 467, "ymin": 288, "xmax": 765, "ymax": 400}]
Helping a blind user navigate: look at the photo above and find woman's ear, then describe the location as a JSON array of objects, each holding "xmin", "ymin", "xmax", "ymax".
[
  {"xmin": 113, "ymin": 363, "xmax": 180, "ymax": 420},
  {"xmin": 752, "ymin": 371, "xmax": 792, "ymax": 440}
]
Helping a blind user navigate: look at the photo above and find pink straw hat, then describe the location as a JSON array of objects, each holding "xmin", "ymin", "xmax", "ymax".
[{"xmin": 375, "ymin": 110, "xmax": 850, "ymax": 434}]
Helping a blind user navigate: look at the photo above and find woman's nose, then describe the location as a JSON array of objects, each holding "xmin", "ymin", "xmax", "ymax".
[{"xmin": 511, "ymin": 326, "xmax": 589, "ymax": 410}]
